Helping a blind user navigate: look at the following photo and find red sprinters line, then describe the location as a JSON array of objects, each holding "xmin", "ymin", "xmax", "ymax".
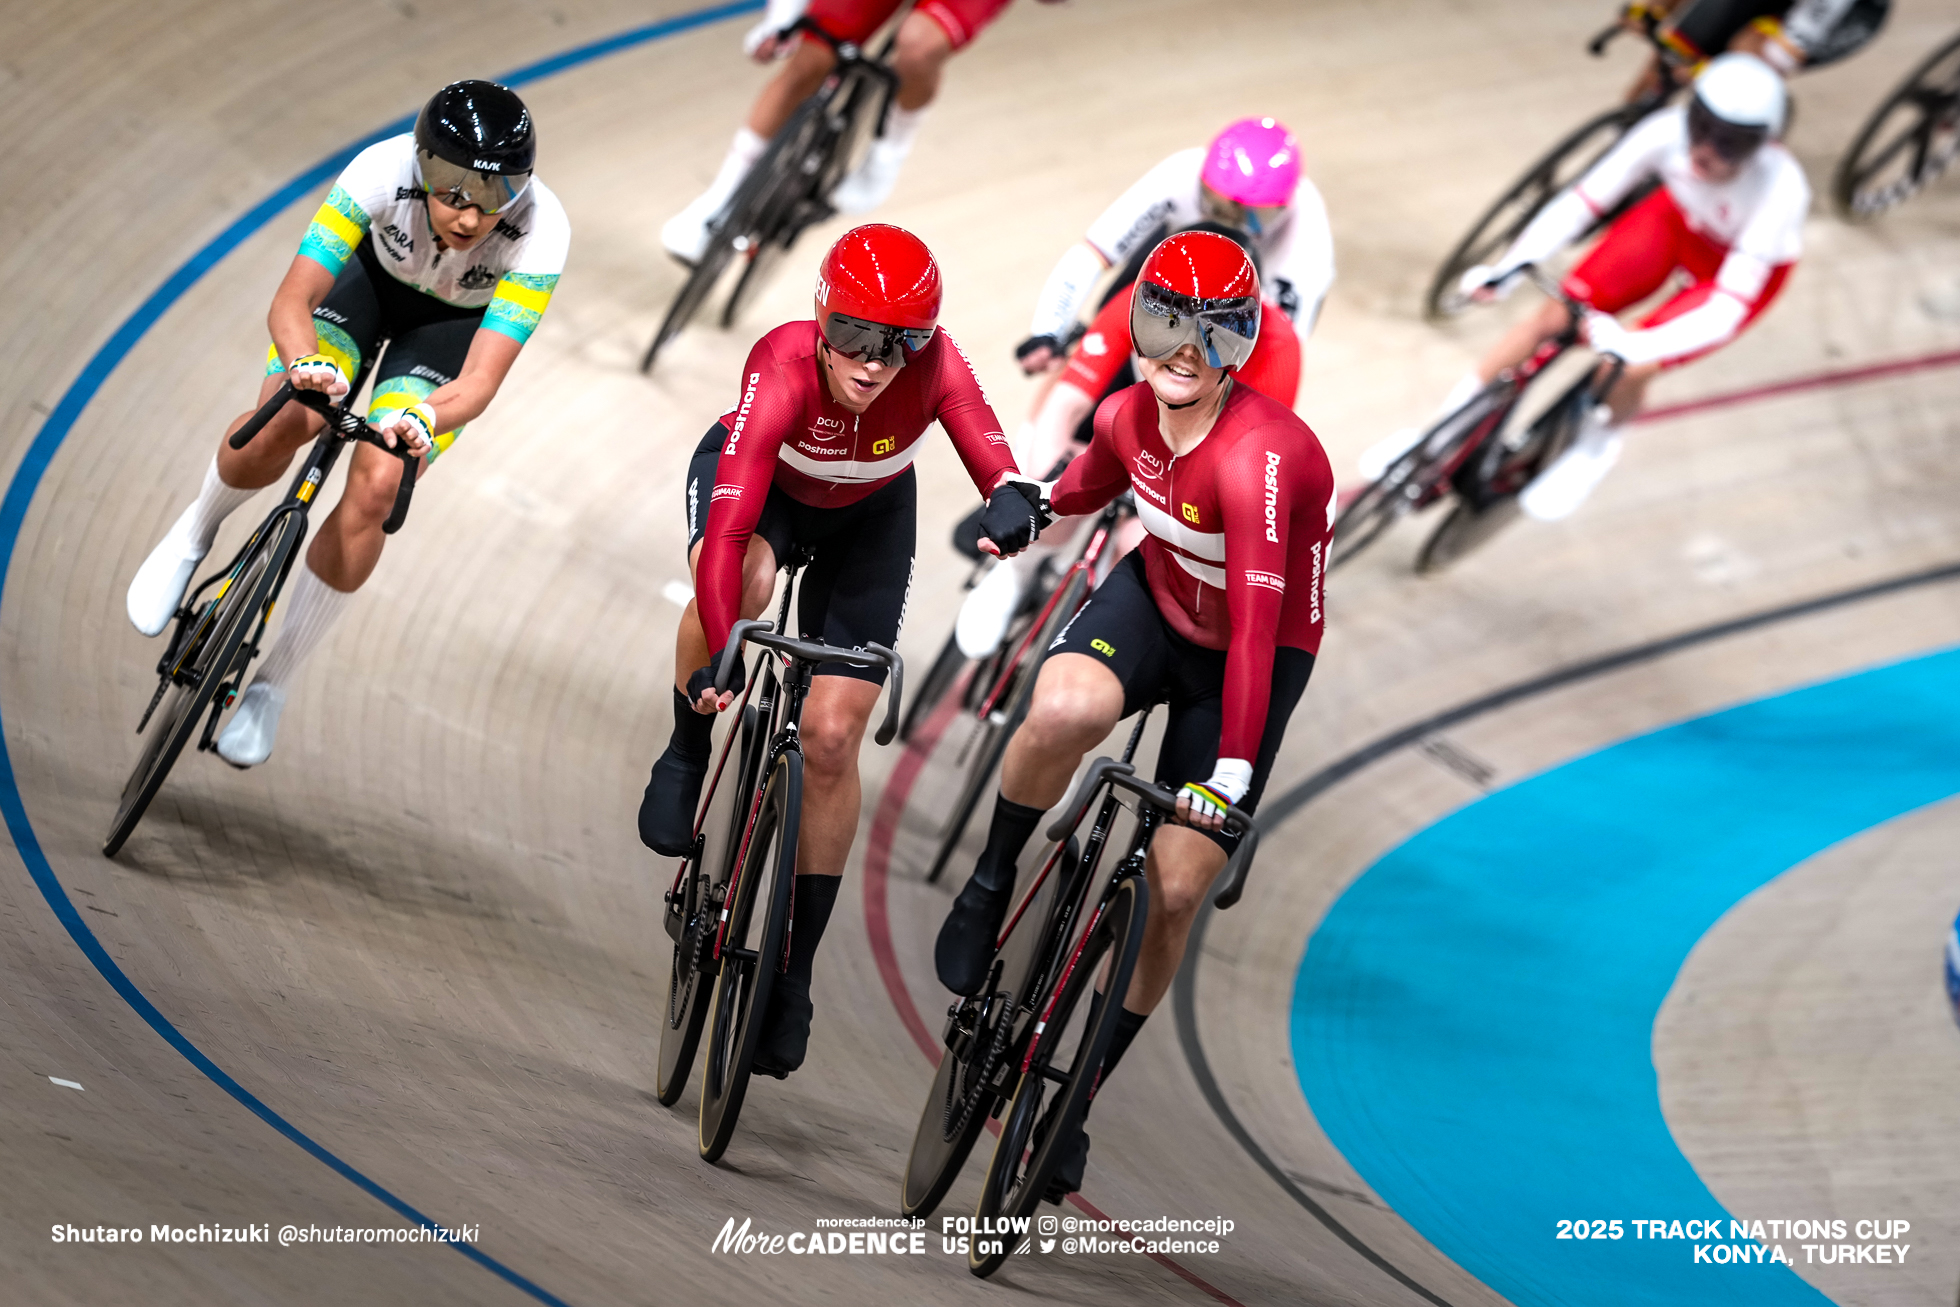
[
  {"xmin": 860, "ymin": 686, "xmax": 1248, "ymax": 1306},
  {"xmin": 1635, "ymin": 347, "xmax": 1960, "ymax": 424}
]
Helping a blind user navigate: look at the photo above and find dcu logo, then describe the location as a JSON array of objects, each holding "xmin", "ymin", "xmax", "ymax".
[{"xmin": 1134, "ymin": 451, "xmax": 1164, "ymax": 481}]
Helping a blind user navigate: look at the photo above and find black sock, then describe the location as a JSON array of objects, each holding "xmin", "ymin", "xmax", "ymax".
[
  {"xmin": 785, "ymin": 875, "xmax": 841, "ymax": 985},
  {"xmin": 670, "ymin": 686, "xmax": 714, "ymax": 761},
  {"xmin": 1100, "ymin": 1007, "xmax": 1148, "ymax": 1080},
  {"xmin": 972, "ymin": 794, "xmax": 1046, "ymax": 892}
]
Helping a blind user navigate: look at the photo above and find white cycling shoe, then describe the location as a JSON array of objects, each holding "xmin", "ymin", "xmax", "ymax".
[
  {"xmin": 127, "ymin": 507, "xmax": 207, "ymax": 637},
  {"xmin": 1520, "ymin": 414, "xmax": 1623, "ymax": 522},
  {"xmin": 829, "ymin": 141, "xmax": 906, "ymax": 216},
  {"xmin": 216, "ymin": 683, "xmax": 286, "ymax": 768},
  {"xmin": 1356, "ymin": 428, "xmax": 1423, "ymax": 482},
  {"xmin": 660, "ymin": 193, "xmax": 718, "ymax": 266},
  {"xmin": 955, "ymin": 558, "xmax": 1026, "ymax": 660}
]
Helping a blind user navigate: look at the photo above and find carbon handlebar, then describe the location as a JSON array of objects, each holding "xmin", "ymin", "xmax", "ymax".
[
  {"xmin": 227, "ymin": 382, "xmax": 420, "ymax": 534},
  {"xmin": 715, "ymin": 621, "xmax": 906, "ymax": 746},
  {"xmin": 1045, "ymin": 757, "xmax": 1261, "ymax": 910}
]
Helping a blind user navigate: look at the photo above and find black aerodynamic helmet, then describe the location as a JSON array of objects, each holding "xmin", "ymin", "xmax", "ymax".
[{"xmin": 413, "ymin": 80, "xmax": 536, "ymax": 214}]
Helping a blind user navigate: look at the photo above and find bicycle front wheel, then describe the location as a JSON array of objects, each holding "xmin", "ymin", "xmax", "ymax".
[
  {"xmin": 1834, "ymin": 32, "xmax": 1960, "ymax": 220},
  {"xmin": 969, "ymin": 873, "xmax": 1146, "ymax": 1278},
  {"xmin": 698, "ymin": 748, "xmax": 801, "ymax": 1163},
  {"xmin": 1425, "ymin": 105, "xmax": 1639, "ymax": 321},
  {"xmin": 104, "ymin": 511, "xmax": 300, "ymax": 856}
]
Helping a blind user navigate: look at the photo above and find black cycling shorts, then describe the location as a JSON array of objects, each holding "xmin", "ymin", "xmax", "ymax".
[
  {"xmin": 270, "ymin": 238, "xmax": 485, "ymax": 457},
  {"xmin": 685, "ymin": 422, "xmax": 914, "ymax": 686},
  {"xmin": 1668, "ymin": 0, "xmax": 1887, "ymax": 66},
  {"xmin": 1049, "ymin": 550, "xmax": 1313, "ymax": 852}
]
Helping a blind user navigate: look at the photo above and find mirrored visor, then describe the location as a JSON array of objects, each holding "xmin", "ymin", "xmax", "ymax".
[
  {"xmin": 1686, "ymin": 98, "xmax": 1767, "ymax": 163},
  {"xmin": 416, "ymin": 150, "xmax": 532, "ymax": 215},
  {"xmin": 1130, "ymin": 281, "xmax": 1260, "ymax": 370},
  {"xmin": 820, "ymin": 312, "xmax": 935, "ymax": 367}
]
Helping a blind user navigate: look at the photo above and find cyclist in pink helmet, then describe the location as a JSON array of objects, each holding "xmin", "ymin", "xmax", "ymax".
[{"xmin": 1016, "ymin": 116, "xmax": 1334, "ymax": 374}]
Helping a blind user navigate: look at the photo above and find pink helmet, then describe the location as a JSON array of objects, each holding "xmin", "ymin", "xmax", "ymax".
[{"xmin": 1201, "ymin": 117, "xmax": 1301, "ymax": 207}]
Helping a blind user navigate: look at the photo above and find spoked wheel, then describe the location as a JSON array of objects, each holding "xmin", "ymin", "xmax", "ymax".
[
  {"xmin": 924, "ymin": 568, "xmax": 1086, "ymax": 885},
  {"xmin": 656, "ymin": 703, "xmax": 759, "ymax": 1105},
  {"xmin": 1415, "ymin": 496, "xmax": 1524, "ymax": 574},
  {"xmin": 1835, "ymin": 32, "xmax": 1960, "ymax": 220},
  {"xmin": 1425, "ymin": 104, "xmax": 1644, "ymax": 320},
  {"xmin": 104, "ymin": 514, "xmax": 299, "ymax": 856},
  {"xmin": 643, "ymin": 96, "xmax": 828, "ymax": 371},
  {"xmin": 899, "ymin": 631, "xmax": 969, "ymax": 744},
  {"xmin": 698, "ymin": 749, "xmax": 802, "ymax": 1163},
  {"xmin": 969, "ymin": 873, "xmax": 1146, "ymax": 1279}
]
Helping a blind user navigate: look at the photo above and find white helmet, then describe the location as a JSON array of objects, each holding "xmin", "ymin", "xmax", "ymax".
[{"xmin": 1692, "ymin": 52, "xmax": 1787, "ymax": 139}]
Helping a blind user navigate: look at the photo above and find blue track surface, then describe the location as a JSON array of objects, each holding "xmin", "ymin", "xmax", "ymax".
[{"xmin": 1294, "ymin": 647, "xmax": 1960, "ymax": 1307}]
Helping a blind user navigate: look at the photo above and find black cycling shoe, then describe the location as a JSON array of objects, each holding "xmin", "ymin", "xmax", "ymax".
[
  {"xmin": 751, "ymin": 976, "xmax": 813, "ymax": 1079},
  {"xmin": 638, "ymin": 746, "xmax": 708, "ymax": 857},
  {"xmin": 1032, "ymin": 1100, "xmax": 1090, "ymax": 1204},
  {"xmin": 935, "ymin": 874, "xmax": 1015, "ymax": 996}
]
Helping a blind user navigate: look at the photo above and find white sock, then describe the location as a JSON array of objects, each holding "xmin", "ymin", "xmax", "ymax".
[
  {"xmin": 700, "ymin": 127, "xmax": 769, "ymax": 211},
  {"xmin": 878, "ymin": 104, "xmax": 926, "ymax": 157},
  {"xmin": 1435, "ymin": 371, "xmax": 1485, "ymax": 421},
  {"xmin": 184, "ymin": 457, "xmax": 259, "ymax": 552},
  {"xmin": 253, "ymin": 562, "xmax": 352, "ymax": 691}
]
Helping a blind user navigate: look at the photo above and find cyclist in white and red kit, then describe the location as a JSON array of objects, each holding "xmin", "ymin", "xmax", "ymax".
[
  {"xmin": 639, "ymin": 223, "xmax": 1046, "ymax": 1078},
  {"xmin": 1377, "ymin": 52, "xmax": 1807, "ymax": 521},
  {"xmin": 938, "ymin": 230, "xmax": 1337, "ymax": 1202},
  {"xmin": 1015, "ymin": 116, "xmax": 1335, "ymax": 374}
]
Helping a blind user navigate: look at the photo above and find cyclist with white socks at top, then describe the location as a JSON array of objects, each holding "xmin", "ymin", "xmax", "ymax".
[
  {"xmin": 661, "ymin": 0, "xmax": 1042, "ymax": 264},
  {"xmin": 1013, "ymin": 117, "xmax": 1334, "ymax": 376},
  {"xmin": 123, "ymin": 81, "xmax": 568, "ymax": 766},
  {"xmin": 1364, "ymin": 53, "xmax": 1806, "ymax": 522}
]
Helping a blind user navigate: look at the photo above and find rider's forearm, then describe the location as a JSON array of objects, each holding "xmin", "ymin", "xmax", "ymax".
[
  {"xmin": 1498, "ymin": 188, "xmax": 1596, "ymax": 274},
  {"xmin": 1028, "ymin": 242, "xmax": 1109, "ymax": 341},
  {"xmin": 1024, "ymin": 381, "xmax": 1097, "ymax": 471},
  {"xmin": 266, "ymin": 267, "xmax": 333, "ymax": 369}
]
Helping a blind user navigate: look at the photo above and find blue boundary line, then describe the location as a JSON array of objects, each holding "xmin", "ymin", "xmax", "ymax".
[{"xmin": 0, "ymin": 4, "xmax": 760, "ymax": 1303}]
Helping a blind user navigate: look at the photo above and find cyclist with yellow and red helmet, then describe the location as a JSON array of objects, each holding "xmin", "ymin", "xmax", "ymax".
[
  {"xmin": 938, "ymin": 230, "xmax": 1337, "ymax": 1202},
  {"xmin": 639, "ymin": 223, "xmax": 1046, "ymax": 1077}
]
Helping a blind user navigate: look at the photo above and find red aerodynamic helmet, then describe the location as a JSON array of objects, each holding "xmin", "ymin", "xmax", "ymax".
[
  {"xmin": 1129, "ymin": 230, "xmax": 1261, "ymax": 371},
  {"xmin": 815, "ymin": 223, "xmax": 942, "ymax": 366}
]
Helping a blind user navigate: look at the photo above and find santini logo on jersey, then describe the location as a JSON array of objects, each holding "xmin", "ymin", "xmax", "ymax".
[{"xmin": 1263, "ymin": 450, "xmax": 1282, "ymax": 543}]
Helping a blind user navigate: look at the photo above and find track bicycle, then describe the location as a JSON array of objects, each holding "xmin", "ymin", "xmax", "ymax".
[
  {"xmin": 640, "ymin": 13, "xmax": 902, "ymax": 370},
  {"xmin": 1835, "ymin": 28, "xmax": 1960, "ymax": 218},
  {"xmin": 1334, "ymin": 267, "xmax": 1625, "ymax": 574},
  {"xmin": 649, "ymin": 552, "xmax": 903, "ymax": 1163},
  {"xmin": 103, "ymin": 383, "xmax": 419, "ymax": 857},
  {"xmin": 910, "ymin": 494, "xmax": 1135, "ymax": 885},
  {"xmin": 898, "ymin": 715, "xmax": 1256, "ymax": 1279}
]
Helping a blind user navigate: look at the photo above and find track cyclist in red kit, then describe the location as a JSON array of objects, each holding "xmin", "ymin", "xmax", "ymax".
[
  {"xmin": 937, "ymin": 231, "xmax": 1337, "ymax": 1201},
  {"xmin": 639, "ymin": 223, "xmax": 1048, "ymax": 1078}
]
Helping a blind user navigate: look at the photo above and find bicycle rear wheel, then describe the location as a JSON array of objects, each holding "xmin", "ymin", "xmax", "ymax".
[
  {"xmin": 656, "ymin": 702, "xmax": 759, "ymax": 1105},
  {"xmin": 104, "ymin": 512, "xmax": 300, "ymax": 856},
  {"xmin": 969, "ymin": 873, "xmax": 1146, "ymax": 1278},
  {"xmin": 698, "ymin": 748, "xmax": 801, "ymax": 1162},
  {"xmin": 900, "ymin": 631, "xmax": 969, "ymax": 744},
  {"xmin": 1834, "ymin": 32, "xmax": 1960, "ymax": 220},
  {"xmin": 924, "ymin": 568, "xmax": 1087, "ymax": 885},
  {"xmin": 1425, "ymin": 105, "xmax": 1640, "ymax": 321}
]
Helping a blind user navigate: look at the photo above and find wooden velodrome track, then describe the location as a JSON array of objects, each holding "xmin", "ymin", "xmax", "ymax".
[{"xmin": 5, "ymin": 0, "xmax": 1959, "ymax": 1303}]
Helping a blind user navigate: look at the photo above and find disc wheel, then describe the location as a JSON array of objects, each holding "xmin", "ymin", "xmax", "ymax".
[
  {"xmin": 969, "ymin": 874, "xmax": 1146, "ymax": 1279},
  {"xmin": 655, "ymin": 703, "xmax": 759, "ymax": 1105},
  {"xmin": 899, "ymin": 631, "xmax": 969, "ymax": 744},
  {"xmin": 104, "ymin": 513, "xmax": 299, "ymax": 856},
  {"xmin": 1425, "ymin": 104, "xmax": 1644, "ymax": 321},
  {"xmin": 1834, "ymin": 31, "xmax": 1960, "ymax": 220},
  {"xmin": 698, "ymin": 749, "xmax": 801, "ymax": 1163},
  {"xmin": 1414, "ymin": 496, "xmax": 1524, "ymax": 574}
]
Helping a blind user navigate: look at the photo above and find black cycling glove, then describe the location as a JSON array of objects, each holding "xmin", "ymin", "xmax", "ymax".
[
  {"xmin": 978, "ymin": 480, "xmax": 1052, "ymax": 556},
  {"xmin": 1015, "ymin": 334, "xmax": 1063, "ymax": 364},
  {"xmin": 1274, "ymin": 277, "xmax": 1301, "ymax": 320},
  {"xmin": 686, "ymin": 647, "xmax": 745, "ymax": 706}
]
